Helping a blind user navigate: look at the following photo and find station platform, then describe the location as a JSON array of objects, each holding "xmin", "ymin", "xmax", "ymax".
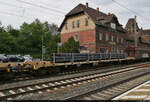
[{"xmin": 113, "ymin": 80, "xmax": 150, "ymax": 100}]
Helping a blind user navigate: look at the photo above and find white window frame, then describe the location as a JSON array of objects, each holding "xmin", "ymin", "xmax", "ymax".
[
  {"xmin": 72, "ymin": 21, "xmax": 75, "ymax": 28},
  {"xmin": 106, "ymin": 33, "xmax": 109, "ymax": 41},
  {"xmin": 111, "ymin": 23, "xmax": 116, "ymax": 29},
  {"xmin": 121, "ymin": 38, "xmax": 124, "ymax": 43},
  {"xmin": 77, "ymin": 20, "xmax": 80, "ymax": 28},
  {"xmin": 113, "ymin": 36, "xmax": 115, "ymax": 42},
  {"xmin": 111, "ymin": 35, "xmax": 114, "ymax": 42},
  {"xmin": 116, "ymin": 36, "xmax": 119, "ymax": 42},
  {"xmin": 74, "ymin": 34, "xmax": 78, "ymax": 41},
  {"xmin": 99, "ymin": 32, "xmax": 102, "ymax": 40},
  {"xmin": 121, "ymin": 50, "xmax": 124, "ymax": 53},
  {"xmin": 106, "ymin": 49, "xmax": 109, "ymax": 54},
  {"xmin": 117, "ymin": 48, "xmax": 119, "ymax": 53}
]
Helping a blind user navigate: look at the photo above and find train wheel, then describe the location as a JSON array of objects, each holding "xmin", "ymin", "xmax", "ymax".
[
  {"xmin": 44, "ymin": 67, "xmax": 52, "ymax": 75},
  {"xmin": 2, "ymin": 72, "xmax": 15, "ymax": 81},
  {"xmin": 37, "ymin": 68, "xmax": 48, "ymax": 76},
  {"xmin": 0, "ymin": 73, "xmax": 4, "ymax": 81},
  {"xmin": 51, "ymin": 67, "xmax": 61, "ymax": 75}
]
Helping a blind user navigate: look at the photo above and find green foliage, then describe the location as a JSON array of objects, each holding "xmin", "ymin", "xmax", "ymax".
[
  {"xmin": 0, "ymin": 19, "xmax": 80, "ymax": 59},
  {"xmin": 60, "ymin": 37, "xmax": 80, "ymax": 53}
]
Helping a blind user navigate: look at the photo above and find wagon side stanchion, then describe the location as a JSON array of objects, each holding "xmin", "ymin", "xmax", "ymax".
[
  {"xmin": 117, "ymin": 53, "xmax": 119, "ymax": 61},
  {"xmin": 71, "ymin": 53, "xmax": 74, "ymax": 64},
  {"xmin": 87, "ymin": 53, "xmax": 90, "ymax": 63},
  {"xmin": 110, "ymin": 53, "xmax": 111, "ymax": 60},
  {"xmin": 104, "ymin": 53, "xmax": 106, "ymax": 60},
  {"xmin": 99, "ymin": 53, "xmax": 101, "ymax": 61},
  {"xmin": 53, "ymin": 53, "xmax": 56, "ymax": 65}
]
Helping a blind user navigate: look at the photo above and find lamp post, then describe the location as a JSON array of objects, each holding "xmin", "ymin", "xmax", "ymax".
[
  {"xmin": 41, "ymin": 32, "xmax": 44, "ymax": 61},
  {"xmin": 134, "ymin": 15, "xmax": 137, "ymax": 48},
  {"xmin": 57, "ymin": 43, "xmax": 62, "ymax": 53},
  {"xmin": 42, "ymin": 25, "xmax": 46, "ymax": 61},
  {"xmin": 134, "ymin": 15, "xmax": 138, "ymax": 57}
]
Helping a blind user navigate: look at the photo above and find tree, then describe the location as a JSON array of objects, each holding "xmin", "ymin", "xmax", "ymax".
[
  {"xmin": 0, "ymin": 21, "xmax": 5, "ymax": 32},
  {"xmin": 44, "ymin": 22, "xmax": 59, "ymax": 35},
  {"xmin": 7, "ymin": 26, "xmax": 20, "ymax": 37},
  {"xmin": 0, "ymin": 19, "xmax": 61, "ymax": 58},
  {"xmin": 61, "ymin": 37, "xmax": 80, "ymax": 53},
  {"xmin": 0, "ymin": 21, "xmax": 2, "ymax": 27},
  {"xmin": 0, "ymin": 31, "xmax": 16, "ymax": 54}
]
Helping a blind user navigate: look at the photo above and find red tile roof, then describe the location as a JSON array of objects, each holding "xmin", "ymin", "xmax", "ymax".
[
  {"xmin": 59, "ymin": 4, "xmax": 125, "ymax": 32},
  {"xmin": 125, "ymin": 18, "xmax": 139, "ymax": 30}
]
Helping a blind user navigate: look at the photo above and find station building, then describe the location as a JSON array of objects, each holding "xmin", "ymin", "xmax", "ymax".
[
  {"xmin": 59, "ymin": 3, "xmax": 126, "ymax": 53},
  {"xmin": 59, "ymin": 3, "xmax": 150, "ymax": 56},
  {"xmin": 125, "ymin": 18, "xmax": 150, "ymax": 58}
]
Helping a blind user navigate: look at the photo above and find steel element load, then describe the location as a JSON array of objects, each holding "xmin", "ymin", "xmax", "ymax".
[{"xmin": 51, "ymin": 53, "xmax": 126, "ymax": 63}]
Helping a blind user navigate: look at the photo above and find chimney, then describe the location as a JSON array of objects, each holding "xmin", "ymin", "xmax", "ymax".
[
  {"xmin": 86, "ymin": 2, "xmax": 88, "ymax": 8},
  {"xmin": 97, "ymin": 7, "xmax": 99, "ymax": 11}
]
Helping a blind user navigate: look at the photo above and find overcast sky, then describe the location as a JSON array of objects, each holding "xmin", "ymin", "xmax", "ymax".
[{"xmin": 0, "ymin": 0, "xmax": 150, "ymax": 29}]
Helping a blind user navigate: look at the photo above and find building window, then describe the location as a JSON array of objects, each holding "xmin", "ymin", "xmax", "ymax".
[
  {"xmin": 111, "ymin": 35, "xmax": 114, "ymax": 42},
  {"xmin": 111, "ymin": 23, "xmax": 116, "ymax": 29},
  {"xmin": 121, "ymin": 38, "xmax": 124, "ymax": 43},
  {"xmin": 72, "ymin": 21, "xmax": 75, "ymax": 28},
  {"xmin": 85, "ymin": 18, "xmax": 88, "ymax": 26},
  {"xmin": 65, "ymin": 23, "xmax": 68, "ymax": 30},
  {"xmin": 101, "ymin": 20, "xmax": 105, "ymax": 25},
  {"xmin": 106, "ymin": 49, "xmax": 109, "ymax": 54},
  {"xmin": 117, "ymin": 48, "xmax": 119, "ymax": 53},
  {"xmin": 121, "ymin": 50, "xmax": 124, "ymax": 53},
  {"xmin": 106, "ymin": 33, "xmax": 109, "ymax": 41},
  {"xmin": 99, "ymin": 32, "xmax": 102, "ymax": 40},
  {"xmin": 114, "ymin": 36, "xmax": 115, "ymax": 42},
  {"xmin": 74, "ymin": 34, "xmax": 78, "ymax": 41},
  {"xmin": 77, "ymin": 20, "xmax": 80, "ymax": 28},
  {"xmin": 116, "ymin": 36, "xmax": 119, "ymax": 42}
]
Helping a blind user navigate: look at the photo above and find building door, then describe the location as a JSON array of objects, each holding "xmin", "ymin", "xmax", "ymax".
[{"xmin": 100, "ymin": 48, "xmax": 106, "ymax": 53}]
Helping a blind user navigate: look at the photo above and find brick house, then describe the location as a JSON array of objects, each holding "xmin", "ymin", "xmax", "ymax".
[
  {"xmin": 59, "ymin": 3, "xmax": 126, "ymax": 53},
  {"xmin": 143, "ymin": 29, "xmax": 150, "ymax": 42},
  {"xmin": 125, "ymin": 18, "xmax": 150, "ymax": 57}
]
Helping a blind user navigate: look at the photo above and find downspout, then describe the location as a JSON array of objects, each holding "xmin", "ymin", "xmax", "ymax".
[{"xmin": 94, "ymin": 26, "xmax": 97, "ymax": 53}]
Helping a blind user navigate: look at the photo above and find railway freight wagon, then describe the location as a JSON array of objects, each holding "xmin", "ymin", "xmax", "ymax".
[
  {"xmin": 126, "ymin": 46, "xmax": 150, "ymax": 60},
  {"xmin": 0, "ymin": 52, "xmax": 149, "ymax": 80}
]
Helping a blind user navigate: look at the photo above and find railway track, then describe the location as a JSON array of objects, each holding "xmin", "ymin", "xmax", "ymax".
[
  {"xmin": 0, "ymin": 62, "xmax": 150, "ymax": 100},
  {"xmin": 0, "ymin": 61, "xmax": 148, "ymax": 85},
  {"xmin": 0, "ymin": 61, "xmax": 118, "ymax": 84},
  {"xmin": 73, "ymin": 72, "xmax": 150, "ymax": 100},
  {"xmin": 1, "ymin": 62, "xmax": 148, "ymax": 92}
]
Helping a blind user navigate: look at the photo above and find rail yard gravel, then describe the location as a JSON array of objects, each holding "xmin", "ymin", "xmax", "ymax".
[{"xmin": 14, "ymin": 66, "xmax": 150, "ymax": 100}]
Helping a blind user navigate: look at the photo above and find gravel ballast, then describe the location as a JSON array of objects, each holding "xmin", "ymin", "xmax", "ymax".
[{"xmin": 14, "ymin": 66, "xmax": 150, "ymax": 100}]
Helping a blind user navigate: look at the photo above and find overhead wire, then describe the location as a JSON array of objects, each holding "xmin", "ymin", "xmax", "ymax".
[
  {"xmin": 0, "ymin": 1, "xmax": 61, "ymax": 21},
  {"xmin": 0, "ymin": 1, "xmax": 23, "ymax": 9},
  {"xmin": 35, "ymin": 0, "xmax": 70, "ymax": 11},
  {"xmin": 16, "ymin": 0, "xmax": 66, "ymax": 15},
  {"xmin": 0, "ymin": 0, "xmax": 80, "ymax": 20},
  {"xmin": 0, "ymin": 10, "xmax": 33, "ymax": 19},
  {"xmin": 112, "ymin": 0, "xmax": 150, "ymax": 22}
]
